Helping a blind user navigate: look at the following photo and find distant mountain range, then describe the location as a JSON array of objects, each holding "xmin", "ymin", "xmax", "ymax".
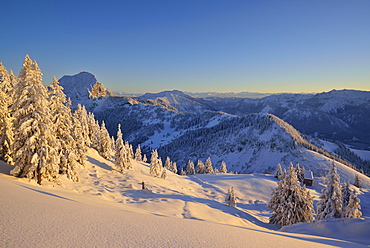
[{"xmin": 59, "ymin": 72, "xmax": 370, "ymax": 175}]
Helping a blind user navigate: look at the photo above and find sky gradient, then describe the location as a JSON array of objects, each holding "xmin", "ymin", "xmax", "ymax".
[{"xmin": 1, "ymin": 0, "xmax": 370, "ymax": 94}]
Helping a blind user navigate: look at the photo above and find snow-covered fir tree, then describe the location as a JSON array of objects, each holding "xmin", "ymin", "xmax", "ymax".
[
  {"xmin": 354, "ymin": 174, "xmax": 362, "ymax": 189},
  {"xmin": 74, "ymin": 104, "xmax": 91, "ymax": 148},
  {"xmin": 180, "ymin": 168, "xmax": 186, "ymax": 175},
  {"xmin": 316, "ymin": 162, "xmax": 342, "ymax": 219},
  {"xmin": 99, "ymin": 121, "xmax": 113, "ymax": 160},
  {"xmin": 161, "ymin": 167, "xmax": 168, "ymax": 179},
  {"xmin": 341, "ymin": 181, "xmax": 352, "ymax": 210},
  {"xmin": 267, "ymin": 164, "xmax": 315, "ymax": 226},
  {"xmin": 164, "ymin": 157, "xmax": 171, "ymax": 170},
  {"xmin": 71, "ymin": 101, "xmax": 87, "ymax": 166},
  {"xmin": 205, "ymin": 157, "xmax": 214, "ymax": 174},
  {"xmin": 49, "ymin": 76, "xmax": 79, "ymax": 181},
  {"xmin": 135, "ymin": 144, "xmax": 142, "ymax": 161},
  {"xmin": 274, "ymin": 163, "xmax": 283, "ymax": 179},
  {"xmin": 225, "ymin": 186, "xmax": 237, "ymax": 207},
  {"xmin": 295, "ymin": 163, "xmax": 305, "ymax": 183},
  {"xmin": 149, "ymin": 150, "xmax": 162, "ymax": 177},
  {"xmin": 171, "ymin": 162, "xmax": 178, "ymax": 174},
  {"xmin": 0, "ymin": 65, "xmax": 14, "ymax": 165},
  {"xmin": 186, "ymin": 160, "xmax": 195, "ymax": 175},
  {"xmin": 219, "ymin": 161, "xmax": 227, "ymax": 173},
  {"xmin": 10, "ymin": 55, "xmax": 59, "ymax": 184},
  {"xmin": 87, "ymin": 113, "xmax": 100, "ymax": 149},
  {"xmin": 343, "ymin": 190, "xmax": 362, "ymax": 218},
  {"xmin": 142, "ymin": 154, "xmax": 147, "ymax": 163},
  {"xmin": 196, "ymin": 160, "xmax": 205, "ymax": 174},
  {"xmin": 115, "ymin": 124, "xmax": 128, "ymax": 172}
]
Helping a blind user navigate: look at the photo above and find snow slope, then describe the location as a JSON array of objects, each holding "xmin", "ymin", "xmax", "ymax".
[{"xmin": 1, "ymin": 149, "xmax": 370, "ymax": 247}]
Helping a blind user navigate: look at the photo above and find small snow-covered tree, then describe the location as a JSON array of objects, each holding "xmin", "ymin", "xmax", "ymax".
[
  {"xmin": 10, "ymin": 55, "xmax": 59, "ymax": 184},
  {"xmin": 171, "ymin": 162, "xmax": 178, "ymax": 174},
  {"xmin": 135, "ymin": 144, "xmax": 142, "ymax": 161},
  {"xmin": 316, "ymin": 162, "xmax": 342, "ymax": 219},
  {"xmin": 267, "ymin": 164, "xmax": 315, "ymax": 226},
  {"xmin": 341, "ymin": 182, "xmax": 352, "ymax": 210},
  {"xmin": 354, "ymin": 175, "xmax": 362, "ymax": 189},
  {"xmin": 295, "ymin": 163, "xmax": 305, "ymax": 183},
  {"xmin": 180, "ymin": 168, "xmax": 186, "ymax": 175},
  {"xmin": 161, "ymin": 167, "xmax": 168, "ymax": 179},
  {"xmin": 220, "ymin": 161, "xmax": 227, "ymax": 173},
  {"xmin": 115, "ymin": 124, "xmax": 128, "ymax": 172},
  {"xmin": 149, "ymin": 150, "xmax": 161, "ymax": 177},
  {"xmin": 88, "ymin": 113, "xmax": 100, "ymax": 149},
  {"xmin": 205, "ymin": 157, "xmax": 214, "ymax": 174},
  {"xmin": 186, "ymin": 160, "xmax": 195, "ymax": 175},
  {"xmin": 343, "ymin": 190, "xmax": 362, "ymax": 218},
  {"xmin": 196, "ymin": 160, "xmax": 205, "ymax": 174},
  {"xmin": 164, "ymin": 157, "xmax": 171, "ymax": 170},
  {"xmin": 142, "ymin": 154, "xmax": 147, "ymax": 163},
  {"xmin": 99, "ymin": 121, "xmax": 113, "ymax": 159},
  {"xmin": 274, "ymin": 163, "xmax": 283, "ymax": 179},
  {"xmin": 225, "ymin": 186, "xmax": 237, "ymax": 207}
]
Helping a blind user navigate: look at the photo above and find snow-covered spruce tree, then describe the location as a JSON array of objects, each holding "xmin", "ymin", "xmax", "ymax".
[
  {"xmin": 115, "ymin": 124, "xmax": 128, "ymax": 172},
  {"xmin": 71, "ymin": 101, "xmax": 87, "ymax": 166},
  {"xmin": 267, "ymin": 164, "xmax": 315, "ymax": 226},
  {"xmin": 48, "ymin": 77, "xmax": 79, "ymax": 181},
  {"xmin": 225, "ymin": 186, "xmax": 237, "ymax": 207},
  {"xmin": 74, "ymin": 104, "xmax": 91, "ymax": 148},
  {"xmin": 316, "ymin": 162, "xmax": 342, "ymax": 219},
  {"xmin": 142, "ymin": 154, "xmax": 147, "ymax": 163},
  {"xmin": 171, "ymin": 161, "xmax": 178, "ymax": 174},
  {"xmin": 186, "ymin": 160, "xmax": 195, "ymax": 175},
  {"xmin": 87, "ymin": 113, "xmax": 100, "ymax": 149},
  {"xmin": 220, "ymin": 161, "xmax": 227, "ymax": 173},
  {"xmin": 135, "ymin": 144, "xmax": 142, "ymax": 161},
  {"xmin": 343, "ymin": 190, "xmax": 362, "ymax": 218},
  {"xmin": 0, "ymin": 65, "xmax": 14, "ymax": 165},
  {"xmin": 164, "ymin": 156, "xmax": 171, "ymax": 170},
  {"xmin": 180, "ymin": 168, "xmax": 186, "ymax": 175},
  {"xmin": 125, "ymin": 141, "xmax": 134, "ymax": 161},
  {"xmin": 161, "ymin": 167, "xmax": 168, "ymax": 179},
  {"xmin": 149, "ymin": 150, "xmax": 161, "ymax": 177},
  {"xmin": 354, "ymin": 175, "xmax": 362, "ymax": 189},
  {"xmin": 196, "ymin": 160, "xmax": 205, "ymax": 174},
  {"xmin": 295, "ymin": 163, "xmax": 305, "ymax": 183},
  {"xmin": 274, "ymin": 163, "xmax": 283, "ymax": 179},
  {"xmin": 341, "ymin": 181, "xmax": 352, "ymax": 210},
  {"xmin": 10, "ymin": 55, "xmax": 59, "ymax": 184},
  {"xmin": 205, "ymin": 157, "xmax": 214, "ymax": 174},
  {"xmin": 99, "ymin": 121, "xmax": 113, "ymax": 160}
]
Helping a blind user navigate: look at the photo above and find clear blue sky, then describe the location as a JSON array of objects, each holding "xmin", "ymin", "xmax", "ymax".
[{"xmin": 1, "ymin": 0, "xmax": 370, "ymax": 94}]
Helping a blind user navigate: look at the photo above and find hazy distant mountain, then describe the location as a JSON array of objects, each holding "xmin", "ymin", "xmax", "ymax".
[{"xmin": 58, "ymin": 72, "xmax": 370, "ymax": 175}]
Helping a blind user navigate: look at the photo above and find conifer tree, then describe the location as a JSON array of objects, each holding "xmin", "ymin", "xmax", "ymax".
[
  {"xmin": 180, "ymin": 168, "xmax": 186, "ymax": 175},
  {"xmin": 149, "ymin": 150, "xmax": 161, "ymax": 177},
  {"xmin": 295, "ymin": 163, "xmax": 305, "ymax": 183},
  {"xmin": 49, "ymin": 77, "xmax": 79, "ymax": 181},
  {"xmin": 186, "ymin": 160, "xmax": 195, "ymax": 175},
  {"xmin": 267, "ymin": 164, "xmax": 315, "ymax": 226},
  {"xmin": 87, "ymin": 113, "xmax": 100, "ymax": 149},
  {"xmin": 71, "ymin": 102, "xmax": 87, "ymax": 166},
  {"xmin": 171, "ymin": 162, "xmax": 178, "ymax": 174},
  {"xmin": 354, "ymin": 175, "xmax": 362, "ymax": 189},
  {"xmin": 115, "ymin": 124, "xmax": 128, "ymax": 172},
  {"xmin": 164, "ymin": 157, "xmax": 171, "ymax": 170},
  {"xmin": 196, "ymin": 160, "xmax": 205, "ymax": 174},
  {"xmin": 142, "ymin": 154, "xmax": 147, "ymax": 163},
  {"xmin": 220, "ymin": 161, "xmax": 227, "ymax": 173},
  {"xmin": 274, "ymin": 163, "xmax": 283, "ymax": 179},
  {"xmin": 316, "ymin": 162, "xmax": 342, "ymax": 219},
  {"xmin": 225, "ymin": 186, "xmax": 237, "ymax": 207},
  {"xmin": 343, "ymin": 190, "xmax": 362, "ymax": 218},
  {"xmin": 10, "ymin": 55, "xmax": 59, "ymax": 184},
  {"xmin": 205, "ymin": 157, "xmax": 214, "ymax": 174},
  {"xmin": 99, "ymin": 121, "xmax": 113, "ymax": 159},
  {"xmin": 74, "ymin": 104, "xmax": 91, "ymax": 148},
  {"xmin": 0, "ymin": 65, "xmax": 14, "ymax": 164},
  {"xmin": 161, "ymin": 167, "xmax": 168, "ymax": 179},
  {"xmin": 135, "ymin": 144, "xmax": 142, "ymax": 161},
  {"xmin": 341, "ymin": 182, "xmax": 352, "ymax": 210}
]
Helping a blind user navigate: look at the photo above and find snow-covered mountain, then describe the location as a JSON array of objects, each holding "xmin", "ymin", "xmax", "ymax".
[{"xmin": 58, "ymin": 72, "xmax": 370, "ymax": 176}]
